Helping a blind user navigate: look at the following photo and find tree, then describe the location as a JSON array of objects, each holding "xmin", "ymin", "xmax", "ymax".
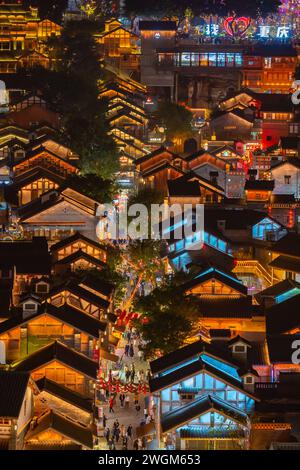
[
  {"xmin": 134, "ymin": 310, "xmax": 192, "ymax": 359},
  {"xmin": 24, "ymin": 1, "xmax": 68, "ymax": 23},
  {"xmin": 64, "ymin": 174, "xmax": 117, "ymax": 203},
  {"xmin": 16, "ymin": 20, "xmax": 119, "ymax": 181},
  {"xmin": 124, "ymin": 239, "xmax": 164, "ymax": 309},
  {"xmin": 155, "ymin": 101, "xmax": 193, "ymax": 140},
  {"xmin": 133, "ymin": 273, "xmax": 200, "ymax": 359},
  {"xmin": 77, "ymin": 0, "xmax": 117, "ymax": 18},
  {"xmin": 125, "ymin": 0, "xmax": 281, "ymax": 18}
]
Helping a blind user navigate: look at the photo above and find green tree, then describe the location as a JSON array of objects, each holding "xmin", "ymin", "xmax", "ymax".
[
  {"xmin": 64, "ymin": 174, "xmax": 117, "ymax": 203},
  {"xmin": 155, "ymin": 101, "xmax": 193, "ymax": 140},
  {"xmin": 135, "ymin": 310, "xmax": 192, "ymax": 359},
  {"xmin": 124, "ymin": 239, "xmax": 164, "ymax": 309},
  {"xmin": 16, "ymin": 20, "xmax": 119, "ymax": 181},
  {"xmin": 133, "ymin": 273, "xmax": 200, "ymax": 359}
]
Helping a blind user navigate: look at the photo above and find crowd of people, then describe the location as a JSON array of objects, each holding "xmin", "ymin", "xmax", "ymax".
[{"xmin": 99, "ymin": 326, "xmax": 155, "ymax": 450}]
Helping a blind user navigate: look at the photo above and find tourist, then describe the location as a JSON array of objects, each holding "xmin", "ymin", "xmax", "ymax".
[
  {"xmin": 114, "ymin": 427, "xmax": 120, "ymax": 443},
  {"xmin": 122, "ymin": 435, "xmax": 128, "ymax": 450},
  {"xmin": 138, "ymin": 348, "xmax": 143, "ymax": 361},
  {"xmin": 127, "ymin": 424, "xmax": 133, "ymax": 440},
  {"xmin": 135, "ymin": 402, "xmax": 141, "ymax": 414},
  {"xmin": 133, "ymin": 439, "xmax": 139, "ymax": 450},
  {"xmin": 125, "ymin": 369, "xmax": 131, "ymax": 382},
  {"xmin": 109, "ymin": 396, "xmax": 114, "ymax": 413},
  {"xmin": 104, "ymin": 427, "xmax": 110, "ymax": 443},
  {"xmin": 119, "ymin": 393, "xmax": 125, "ymax": 407}
]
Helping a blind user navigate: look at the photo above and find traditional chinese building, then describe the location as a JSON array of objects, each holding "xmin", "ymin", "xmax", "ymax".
[{"xmin": 0, "ymin": 1, "xmax": 61, "ymax": 74}]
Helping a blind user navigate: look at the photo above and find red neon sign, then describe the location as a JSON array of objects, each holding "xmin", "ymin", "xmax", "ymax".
[{"xmin": 224, "ymin": 17, "xmax": 251, "ymax": 37}]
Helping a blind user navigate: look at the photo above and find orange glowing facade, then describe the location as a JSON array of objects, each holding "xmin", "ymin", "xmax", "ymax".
[
  {"xmin": 95, "ymin": 19, "xmax": 140, "ymax": 74},
  {"xmin": 242, "ymin": 52, "xmax": 297, "ymax": 94},
  {"xmin": 0, "ymin": 2, "xmax": 61, "ymax": 73}
]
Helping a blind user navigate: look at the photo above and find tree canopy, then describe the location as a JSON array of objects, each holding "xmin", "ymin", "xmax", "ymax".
[
  {"xmin": 125, "ymin": 0, "xmax": 281, "ymax": 18},
  {"xmin": 133, "ymin": 273, "xmax": 200, "ymax": 359},
  {"xmin": 24, "ymin": 0, "xmax": 68, "ymax": 23},
  {"xmin": 64, "ymin": 174, "xmax": 117, "ymax": 203},
  {"xmin": 16, "ymin": 20, "xmax": 119, "ymax": 180},
  {"xmin": 155, "ymin": 102, "xmax": 193, "ymax": 140}
]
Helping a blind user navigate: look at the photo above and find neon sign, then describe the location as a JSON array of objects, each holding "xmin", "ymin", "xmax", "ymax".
[
  {"xmin": 200, "ymin": 17, "xmax": 295, "ymax": 40},
  {"xmin": 258, "ymin": 24, "xmax": 291, "ymax": 39},
  {"xmin": 223, "ymin": 17, "xmax": 251, "ymax": 37}
]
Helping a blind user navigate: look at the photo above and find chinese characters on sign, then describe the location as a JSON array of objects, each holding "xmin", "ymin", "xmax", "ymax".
[{"xmin": 203, "ymin": 18, "xmax": 292, "ymax": 39}]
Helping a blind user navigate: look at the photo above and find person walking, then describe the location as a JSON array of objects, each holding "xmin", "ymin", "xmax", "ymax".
[
  {"xmin": 108, "ymin": 437, "xmax": 115, "ymax": 450},
  {"xmin": 119, "ymin": 393, "xmax": 125, "ymax": 407},
  {"xmin": 127, "ymin": 424, "xmax": 133, "ymax": 440},
  {"xmin": 104, "ymin": 427, "xmax": 110, "ymax": 443},
  {"xmin": 125, "ymin": 369, "xmax": 131, "ymax": 383},
  {"xmin": 122, "ymin": 435, "xmax": 128, "ymax": 450},
  {"xmin": 115, "ymin": 427, "xmax": 120, "ymax": 443},
  {"xmin": 129, "ymin": 343, "xmax": 134, "ymax": 358},
  {"xmin": 133, "ymin": 439, "xmax": 139, "ymax": 450},
  {"xmin": 124, "ymin": 343, "xmax": 129, "ymax": 357},
  {"xmin": 109, "ymin": 396, "xmax": 114, "ymax": 413},
  {"xmin": 135, "ymin": 402, "xmax": 141, "ymax": 414},
  {"xmin": 103, "ymin": 414, "xmax": 107, "ymax": 428},
  {"xmin": 113, "ymin": 418, "xmax": 119, "ymax": 430},
  {"xmin": 138, "ymin": 348, "xmax": 143, "ymax": 361},
  {"xmin": 125, "ymin": 394, "xmax": 130, "ymax": 409}
]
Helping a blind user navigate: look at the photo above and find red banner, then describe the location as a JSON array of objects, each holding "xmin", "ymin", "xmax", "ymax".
[{"xmin": 97, "ymin": 377, "xmax": 148, "ymax": 394}]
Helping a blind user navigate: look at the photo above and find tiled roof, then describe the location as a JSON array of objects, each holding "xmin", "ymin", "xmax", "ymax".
[
  {"xmin": 245, "ymin": 179, "xmax": 274, "ymax": 191},
  {"xmin": 139, "ymin": 20, "xmax": 177, "ymax": 31},
  {"xmin": 269, "ymin": 255, "xmax": 300, "ymax": 273},
  {"xmin": 53, "ymin": 249, "xmax": 106, "ymax": 269},
  {"xmin": 35, "ymin": 377, "xmax": 93, "ymax": 413},
  {"xmin": 179, "ymin": 425, "xmax": 245, "ymax": 439},
  {"xmin": 149, "ymin": 356, "xmax": 250, "ymax": 396},
  {"xmin": 167, "ymin": 179, "xmax": 201, "ymax": 197},
  {"xmin": 0, "ymin": 237, "xmax": 51, "ymax": 275},
  {"xmin": 0, "ymin": 371, "xmax": 30, "ymax": 418},
  {"xmin": 161, "ymin": 394, "xmax": 248, "ymax": 433},
  {"xmin": 266, "ymin": 293, "xmax": 300, "ymax": 335},
  {"xmin": 12, "ymin": 341, "xmax": 98, "ymax": 379},
  {"xmin": 50, "ymin": 231, "xmax": 106, "ymax": 252},
  {"xmin": 266, "ymin": 335, "xmax": 299, "ymax": 363},
  {"xmin": 196, "ymin": 295, "xmax": 255, "ymax": 318},
  {"xmin": 182, "ymin": 268, "xmax": 247, "ymax": 296},
  {"xmin": 25, "ymin": 410, "xmax": 93, "ymax": 448}
]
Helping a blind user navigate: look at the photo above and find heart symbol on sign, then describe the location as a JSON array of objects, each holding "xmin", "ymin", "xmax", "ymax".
[{"xmin": 224, "ymin": 16, "xmax": 251, "ymax": 37}]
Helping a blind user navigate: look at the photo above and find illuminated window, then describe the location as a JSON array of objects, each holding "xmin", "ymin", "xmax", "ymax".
[
  {"xmin": 181, "ymin": 53, "xmax": 191, "ymax": 66},
  {"xmin": 217, "ymin": 53, "xmax": 225, "ymax": 67},
  {"xmin": 226, "ymin": 53, "xmax": 235, "ymax": 67},
  {"xmin": 208, "ymin": 53, "xmax": 217, "ymax": 66}
]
